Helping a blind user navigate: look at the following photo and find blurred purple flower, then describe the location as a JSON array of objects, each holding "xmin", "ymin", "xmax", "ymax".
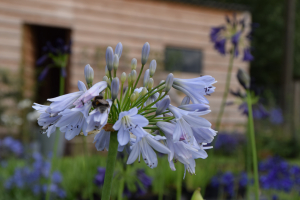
[
  {"xmin": 243, "ymin": 48, "xmax": 254, "ymax": 61},
  {"xmin": 38, "ymin": 66, "xmax": 50, "ymax": 81},
  {"xmin": 94, "ymin": 167, "xmax": 106, "ymax": 187},
  {"xmin": 269, "ymin": 108, "xmax": 284, "ymax": 125},
  {"xmin": 213, "ymin": 38, "xmax": 226, "ymax": 55}
]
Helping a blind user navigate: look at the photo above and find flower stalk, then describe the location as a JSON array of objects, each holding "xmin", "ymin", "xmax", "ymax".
[
  {"xmin": 215, "ymin": 48, "xmax": 235, "ymax": 131},
  {"xmin": 246, "ymin": 89, "xmax": 260, "ymax": 200},
  {"xmin": 101, "ymin": 131, "xmax": 119, "ymax": 200}
]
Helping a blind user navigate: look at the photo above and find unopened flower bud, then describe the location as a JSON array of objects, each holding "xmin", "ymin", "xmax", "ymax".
[
  {"xmin": 103, "ymin": 76, "xmax": 108, "ymax": 82},
  {"xmin": 181, "ymin": 96, "xmax": 190, "ymax": 105},
  {"xmin": 156, "ymin": 95, "xmax": 170, "ymax": 115},
  {"xmin": 149, "ymin": 60, "xmax": 157, "ymax": 77},
  {"xmin": 121, "ymin": 72, "xmax": 126, "ymax": 83},
  {"xmin": 131, "ymin": 58, "xmax": 137, "ymax": 70},
  {"xmin": 130, "ymin": 93, "xmax": 136, "ymax": 102},
  {"xmin": 134, "ymin": 91, "xmax": 140, "ymax": 99},
  {"xmin": 128, "ymin": 73, "xmax": 132, "ymax": 84},
  {"xmin": 141, "ymin": 42, "xmax": 150, "ymax": 65},
  {"xmin": 113, "ymin": 54, "xmax": 119, "ymax": 70},
  {"xmin": 237, "ymin": 68, "xmax": 250, "ymax": 89},
  {"xmin": 105, "ymin": 46, "xmax": 114, "ymax": 71},
  {"xmin": 105, "ymin": 65, "xmax": 109, "ymax": 76},
  {"xmin": 111, "ymin": 77, "xmax": 119, "ymax": 100},
  {"xmin": 143, "ymin": 69, "xmax": 150, "ymax": 87},
  {"xmin": 147, "ymin": 78, "xmax": 154, "ymax": 90},
  {"xmin": 115, "ymin": 42, "xmax": 123, "ymax": 58},
  {"xmin": 165, "ymin": 73, "xmax": 174, "ymax": 92},
  {"xmin": 131, "ymin": 70, "xmax": 137, "ymax": 82},
  {"xmin": 141, "ymin": 87, "xmax": 148, "ymax": 96},
  {"xmin": 84, "ymin": 64, "xmax": 94, "ymax": 86}
]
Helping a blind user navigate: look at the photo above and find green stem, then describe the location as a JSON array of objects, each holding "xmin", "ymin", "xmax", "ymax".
[
  {"xmin": 101, "ymin": 132, "xmax": 119, "ymax": 200},
  {"xmin": 118, "ymin": 178, "xmax": 125, "ymax": 200},
  {"xmin": 246, "ymin": 90, "xmax": 260, "ymax": 200},
  {"xmin": 45, "ymin": 73, "xmax": 65, "ymax": 200},
  {"xmin": 246, "ymin": 121, "xmax": 252, "ymax": 200},
  {"xmin": 133, "ymin": 64, "xmax": 144, "ymax": 90},
  {"xmin": 176, "ymin": 164, "xmax": 182, "ymax": 200},
  {"xmin": 215, "ymin": 50, "xmax": 235, "ymax": 131}
]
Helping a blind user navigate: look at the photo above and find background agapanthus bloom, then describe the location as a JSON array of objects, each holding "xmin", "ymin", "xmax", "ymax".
[{"xmin": 210, "ymin": 14, "xmax": 256, "ymax": 61}]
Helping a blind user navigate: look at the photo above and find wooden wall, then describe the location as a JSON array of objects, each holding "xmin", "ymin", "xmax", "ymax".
[{"xmin": 0, "ymin": 0, "xmax": 249, "ymax": 141}]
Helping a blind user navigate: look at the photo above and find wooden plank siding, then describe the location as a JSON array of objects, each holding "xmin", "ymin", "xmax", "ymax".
[{"xmin": 0, "ymin": 0, "xmax": 248, "ymax": 139}]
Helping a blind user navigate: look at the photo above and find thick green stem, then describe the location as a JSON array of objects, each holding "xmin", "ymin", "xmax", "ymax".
[
  {"xmin": 176, "ymin": 164, "xmax": 182, "ymax": 200},
  {"xmin": 215, "ymin": 51, "xmax": 235, "ymax": 131},
  {"xmin": 101, "ymin": 132, "xmax": 119, "ymax": 200},
  {"xmin": 246, "ymin": 90, "xmax": 260, "ymax": 200}
]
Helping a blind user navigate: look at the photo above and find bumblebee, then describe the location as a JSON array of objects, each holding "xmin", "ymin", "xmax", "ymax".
[{"xmin": 92, "ymin": 94, "xmax": 110, "ymax": 113}]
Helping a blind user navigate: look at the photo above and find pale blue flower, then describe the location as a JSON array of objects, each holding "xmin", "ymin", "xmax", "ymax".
[
  {"xmin": 106, "ymin": 46, "xmax": 114, "ymax": 71},
  {"xmin": 157, "ymin": 122, "xmax": 208, "ymax": 178},
  {"xmin": 113, "ymin": 107, "xmax": 149, "ymax": 145},
  {"xmin": 93, "ymin": 130, "xmax": 110, "ymax": 151},
  {"xmin": 127, "ymin": 132, "xmax": 170, "ymax": 168},
  {"xmin": 73, "ymin": 81, "xmax": 107, "ymax": 108},
  {"xmin": 84, "ymin": 64, "xmax": 94, "ymax": 85},
  {"xmin": 55, "ymin": 102, "xmax": 92, "ymax": 140},
  {"xmin": 45, "ymin": 81, "xmax": 87, "ymax": 116},
  {"xmin": 172, "ymin": 76, "xmax": 216, "ymax": 104}
]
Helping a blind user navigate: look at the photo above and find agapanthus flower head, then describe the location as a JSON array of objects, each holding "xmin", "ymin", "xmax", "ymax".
[
  {"xmin": 210, "ymin": 13, "xmax": 254, "ymax": 62},
  {"xmin": 37, "ymin": 38, "xmax": 71, "ymax": 81},
  {"xmin": 32, "ymin": 41, "xmax": 216, "ymax": 176}
]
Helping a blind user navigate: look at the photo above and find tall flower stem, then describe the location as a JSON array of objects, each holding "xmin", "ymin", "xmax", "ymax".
[
  {"xmin": 176, "ymin": 164, "xmax": 182, "ymax": 200},
  {"xmin": 215, "ymin": 50, "xmax": 235, "ymax": 131},
  {"xmin": 45, "ymin": 73, "xmax": 65, "ymax": 200},
  {"xmin": 246, "ymin": 121, "xmax": 252, "ymax": 200},
  {"xmin": 101, "ymin": 131, "xmax": 119, "ymax": 200},
  {"xmin": 246, "ymin": 90, "xmax": 260, "ymax": 200}
]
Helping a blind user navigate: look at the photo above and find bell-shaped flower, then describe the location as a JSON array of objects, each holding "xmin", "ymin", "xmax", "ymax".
[
  {"xmin": 127, "ymin": 132, "xmax": 170, "ymax": 168},
  {"xmin": 93, "ymin": 130, "xmax": 110, "ymax": 151},
  {"xmin": 157, "ymin": 122, "xmax": 208, "ymax": 178},
  {"xmin": 243, "ymin": 47, "xmax": 254, "ymax": 61},
  {"xmin": 55, "ymin": 102, "xmax": 92, "ymax": 140},
  {"xmin": 32, "ymin": 103, "xmax": 61, "ymax": 137},
  {"xmin": 113, "ymin": 107, "xmax": 149, "ymax": 146},
  {"xmin": 73, "ymin": 81, "xmax": 107, "ymax": 108},
  {"xmin": 168, "ymin": 104, "xmax": 213, "ymax": 144},
  {"xmin": 155, "ymin": 95, "xmax": 170, "ymax": 115},
  {"xmin": 172, "ymin": 76, "xmax": 216, "ymax": 104},
  {"xmin": 86, "ymin": 99, "xmax": 112, "ymax": 132},
  {"xmin": 45, "ymin": 81, "xmax": 87, "ymax": 116}
]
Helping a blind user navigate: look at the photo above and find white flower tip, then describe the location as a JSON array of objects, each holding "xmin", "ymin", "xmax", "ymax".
[
  {"xmin": 131, "ymin": 58, "xmax": 137, "ymax": 70},
  {"xmin": 165, "ymin": 73, "xmax": 174, "ymax": 93},
  {"xmin": 113, "ymin": 54, "xmax": 119, "ymax": 70},
  {"xmin": 121, "ymin": 72, "xmax": 127, "ymax": 83},
  {"xmin": 84, "ymin": 64, "xmax": 94, "ymax": 85}
]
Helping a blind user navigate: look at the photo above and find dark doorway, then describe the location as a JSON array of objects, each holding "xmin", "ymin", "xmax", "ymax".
[{"xmin": 26, "ymin": 24, "xmax": 71, "ymax": 104}]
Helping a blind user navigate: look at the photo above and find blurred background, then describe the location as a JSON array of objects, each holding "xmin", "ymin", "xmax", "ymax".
[{"xmin": 0, "ymin": 0, "xmax": 299, "ymax": 199}]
